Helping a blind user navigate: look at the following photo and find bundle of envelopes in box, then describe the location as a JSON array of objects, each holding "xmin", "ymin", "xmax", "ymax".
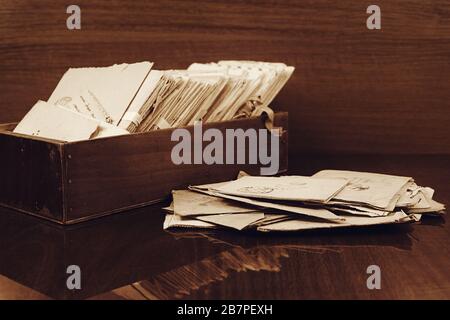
[
  {"xmin": 13, "ymin": 61, "xmax": 294, "ymax": 141},
  {"xmin": 164, "ymin": 170, "xmax": 445, "ymax": 232}
]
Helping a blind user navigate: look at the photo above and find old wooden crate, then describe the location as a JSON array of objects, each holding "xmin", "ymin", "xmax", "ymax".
[{"xmin": 0, "ymin": 112, "xmax": 288, "ymax": 224}]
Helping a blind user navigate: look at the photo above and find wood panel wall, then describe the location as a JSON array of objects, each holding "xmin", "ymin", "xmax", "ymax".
[{"xmin": 1, "ymin": 0, "xmax": 449, "ymax": 155}]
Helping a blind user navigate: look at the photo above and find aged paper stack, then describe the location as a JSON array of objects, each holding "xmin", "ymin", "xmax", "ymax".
[
  {"xmin": 164, "ymin": 170, "xmax": 445, "ymax": 232},
  {"xmin": 12, "ymin": 60, "xmax": 294, "ymax": 142}
]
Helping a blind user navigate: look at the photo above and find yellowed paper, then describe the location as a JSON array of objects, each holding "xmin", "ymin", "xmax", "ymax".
[
  {"xmin": 163, "ymin": 214, "xmax": 217, "ymax": 230},
  {"xmin": 197, "ymin": 212, "xmax": 265, "ymax": 230},
  {"xmin": 212, "ymin": 175, "xmax": 348, "ymax": 202},
  {"xmin": 189, "ymin": 186, "xmax": 343, "ymax": 221},
  {"xmin": 13, "ymin": 101, "xmax": 99, "ymax": 142},
  {"xmin": 258, "ymin": 211, "xmax": 420, "ymax": 232},
  {"xmin": 48, "ymin": 62, "xmax": 153, "ymax": 125},
  {"xmin": 313, "ymin": 170, "xmax": 412, "ymax": 209},
  {"xmin": 173, "ymin": 190, "xmax": 255, "ymax": 217}
]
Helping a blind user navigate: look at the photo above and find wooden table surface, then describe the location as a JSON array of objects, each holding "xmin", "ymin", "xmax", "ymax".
[{"xmin": 0, "ymin": 155, "xmax": 448, "ymax": 300}]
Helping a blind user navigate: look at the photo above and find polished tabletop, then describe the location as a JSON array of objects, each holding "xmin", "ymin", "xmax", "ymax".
[{"xmin": 0, "ymin": 155, "xmax": 448, "ymax": 300}]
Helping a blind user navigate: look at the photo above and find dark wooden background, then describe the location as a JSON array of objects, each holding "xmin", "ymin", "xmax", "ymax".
[{"xmin": 1, "ymin": 0, "xmax": 449, "ymax": 155}]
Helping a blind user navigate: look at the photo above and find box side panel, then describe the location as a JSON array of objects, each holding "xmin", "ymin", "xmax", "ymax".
[
  {"xmin": 0, "ymin": 133, "xmax": 64, "ymax": 222},
  {"xmin": 64, "ymin": 113, "xmax": 288, "ymax": 223}
]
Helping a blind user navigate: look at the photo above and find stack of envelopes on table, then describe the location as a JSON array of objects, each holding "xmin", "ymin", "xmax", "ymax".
[{"xmin": 163, "ymin": 170, "xmax": 445, "ymax": 232}]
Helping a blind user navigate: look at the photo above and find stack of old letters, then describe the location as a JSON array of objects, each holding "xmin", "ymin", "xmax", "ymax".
[
  {"xmin": 12, "ymin": 60, "xmax": 294, "ymax": 142},
  {"xmin": 164, "ymin": 170, "xmax": 445, "ymax": 232}
]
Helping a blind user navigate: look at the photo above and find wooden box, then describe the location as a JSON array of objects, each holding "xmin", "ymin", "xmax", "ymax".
[{"xmin": 0, "ymin": 112, "xmax": 288, "ymax": 224}]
